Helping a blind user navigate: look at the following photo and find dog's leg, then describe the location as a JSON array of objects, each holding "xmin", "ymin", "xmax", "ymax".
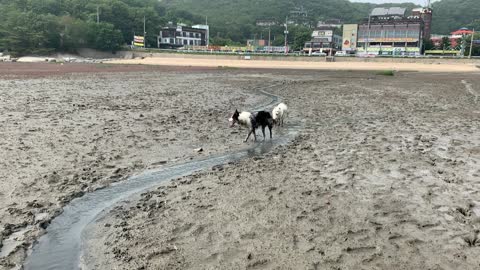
[
  {"xmin": 262, "ymin": 126, "xmax": 266, "ymax": 140},
  {"xmin": 253, "ymin": 128, "xmax": 257, "ymax": 141},
  {"xmin": 245, "ymin": 130, "xmax": 252, "ymax": 142},
  {"xmin": 269, "ymin": 125, "xmax": 273, "ymax": 139}
]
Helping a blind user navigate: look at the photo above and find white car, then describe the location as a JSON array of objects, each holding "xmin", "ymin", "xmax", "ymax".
[
  {"xmin": 311, "ymin": 51, "xmax": 326, "ymax": 56},
  {"xmin": 335, "ymin": 51, "xmax": 348, "ymax": 56}
]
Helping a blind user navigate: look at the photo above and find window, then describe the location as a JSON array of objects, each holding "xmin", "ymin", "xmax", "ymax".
[
  {"xmin": 183, "ymin": 40, "xmax": 187, "ymax": 45},
  {"xmin": 169, "ymin": 38, "xmax": 173, "ymax": 44},
  {"xmin": 183, "ymin": 32, "xmax": 186, "ymax": 37},
  {"xmin": 189, "ymin": 40, "xmax": 193, "ymax": 45}
]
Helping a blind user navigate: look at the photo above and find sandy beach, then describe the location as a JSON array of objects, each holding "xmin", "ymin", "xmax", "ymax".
[
  {"xmin": 109, "ymin": 56, "xmax": 480, "ymax": 73},
  {"xmin": 0, "ymin": 61, "xmax": 479, "ymax": 269}
]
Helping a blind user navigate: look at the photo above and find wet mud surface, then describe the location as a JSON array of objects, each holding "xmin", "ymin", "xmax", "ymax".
[
  {"xmin": 84, "ymin": 71, "xmax": 480, "ymax": 270},
  {"xmin": 1, "ymin": 65, "xmax": 479, "ymax": 269},
  {"xmin": 0, "ymin": 65, "xmax": 275, "ymax": 268}
]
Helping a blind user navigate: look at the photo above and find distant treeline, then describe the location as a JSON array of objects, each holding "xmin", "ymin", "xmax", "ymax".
[{"xmin": 0, "ymin": 0, "xmax": 195, "ymax": 56}]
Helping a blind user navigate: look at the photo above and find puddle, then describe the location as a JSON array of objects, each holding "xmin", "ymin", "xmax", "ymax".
[{"xmin": 23, "ymin": 87, "xmax": 302, "ymax": 270}]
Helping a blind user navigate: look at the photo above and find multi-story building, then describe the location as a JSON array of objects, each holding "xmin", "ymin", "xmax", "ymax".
[
  {"xmin": 412, "ymin": 7, "xmax": 433, "ymax": 40},
  {"xmin": 356, "ymin": 7, "xmax": 424, "ymax": 56},
  {"xmin": 303, "ymin": 27, "xmax": 342, "ymax": 54},
  {"xmin": 157, "ymin": 24, "xmax": 209, "ymax": 49},
  {"xmin": 342, "ymin": 24, "xmax": 358, "ymax": 53}
]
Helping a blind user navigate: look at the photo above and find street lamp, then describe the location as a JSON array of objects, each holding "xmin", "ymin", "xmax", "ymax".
[{"xmin": 284, "ymin": 17, "xmax": 289, "ymax": 54}]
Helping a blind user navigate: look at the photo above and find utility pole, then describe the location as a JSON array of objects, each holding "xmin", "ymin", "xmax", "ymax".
[
  {"xmin": 284, "ymin": 17, "xmax": 289, "ymax": 54},
  {"xmin": 96, "ymin": 6, "xmax": 100, "ymax": 23},
  {"xmin": 469, "ymin": 28, "xmax": 475, "ymax": 59},
  {"xmin": 365, "ymin": 15, "xmax": 371, "ymax": 54},
  {"xmin": 268, "ymin": 26, "xmax": 271, "ymax": 53},
  {"xmin": 143, "ymin": 15, "xmax": 146, "ymax": 48}
]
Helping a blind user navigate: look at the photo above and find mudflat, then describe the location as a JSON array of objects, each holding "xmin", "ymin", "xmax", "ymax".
[
  {"xmin": 82, "ymin": 69, "xmax": 480, "ymax": 269},
  {"xmin": 1, "ymin": 63, "xmax": 479, "ymax": 269},
  {"xmin": 0, "ymin": 63, "xmax": 271, "ymax": 268}
]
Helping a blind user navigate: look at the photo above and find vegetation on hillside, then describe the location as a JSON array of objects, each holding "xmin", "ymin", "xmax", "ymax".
[
  {"xmin": 0, "ymin": 0, "xmax": 196, "ymax": 56},
  {"xmin": 432, "ymin": 0, "xmax": 480, "ymax": 34},
  {"xmin": 162, "ymin": 0, "xmax": 419, "ymax": 47},
  {"xmin": 0, "ymin": 0, "xmax": 478, "ymax": 56}
]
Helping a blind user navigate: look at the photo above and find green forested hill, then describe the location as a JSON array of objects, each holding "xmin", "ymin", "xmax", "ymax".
[
  {"xmin": 432, "ymin": 0, "xmax": 480, "ymax": 34},
  {"xmin": 0, "ymin": 0, "xmax": 477, "ymax": 56},
  {"xmin": 0, "ymin": 0, "xmax": 199, "ymax": 55},
  {"xmin": 163, "ymin": 0, "xmax": 418, "ymax": 42}
]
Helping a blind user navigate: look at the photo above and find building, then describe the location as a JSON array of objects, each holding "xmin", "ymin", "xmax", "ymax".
[
  {"xmin": 342, "ymin": 24, "xmax": 358, "ymax": 53},
  {"xmin": 157, "ymin": 24, "xmax": 209, "ymax": 49},
  {"xmin": 430, "ymin": 34, "xmax": 446, "ymax": 48},
  {"xmin": 412, "ymin": 7, "xmax": 433, "ymax": 40},
  {"xmin": 450, "ymin": 28, "xmax": 474, "ymax": 48},
  {"xmin": 247, "ymin": 39, "xmax": 268, "ymax": 47},
  {"xmin": 431, "ymin": 28, "xmax": 474, "ymax": 48},
  {"xmin": 303, "ymin": 27, "xmax": 342, "ymax": 54},
  {"xmin": 430, "ymin": 28, "xmax": 474, "ymax": 52},
  {"xmin": 317, "ymin": 19, "xmax": 342, "ymax": 29},
  {"xmin": 356, "ymin": 7, "xmax": 424, "ymax": 56},
  {"xmin": 256, "ymin": 19, "xmax": 277, "ymax": 27},
  {"xmin": 288, "ymin": 5, "xmax": 311, "ymax": 27}
]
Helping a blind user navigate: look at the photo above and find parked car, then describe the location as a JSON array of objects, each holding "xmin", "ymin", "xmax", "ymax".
[
  {"xmin": 356, "ymin": 52, "xmax": 376, "ymax": 58},
  {"xmin": 311, "ymin": 51, "xmax": 327, "ymax": 56},
  {"xmin": 335, "ymin": 51, "xmax": 348, "ymax": 56}
]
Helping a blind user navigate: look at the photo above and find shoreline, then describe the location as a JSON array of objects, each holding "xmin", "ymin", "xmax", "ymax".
[{"xmin": 107, "ymin": 56, "xmax": 480, "ymax": 73}]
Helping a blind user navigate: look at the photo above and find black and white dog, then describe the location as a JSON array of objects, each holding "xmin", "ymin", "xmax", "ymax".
[{"xmin": 229, "ymin": 109, "xmax": 273, "ymax": 142}]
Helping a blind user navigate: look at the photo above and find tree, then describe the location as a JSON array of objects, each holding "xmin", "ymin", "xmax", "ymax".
[
  {"xmin": 432, "ymin": 0, "xmax": 480, "ymax": 34},
  {"xmin": 464, "ymin": 32, "xmax": 480, "ymax": 56},
  {"xmin": 291, "ymin": 26, "xmax": 311, "ymax": 51},
  {"xmin": 210, "ymin": 36, "xmax": 241, "ymax": 46},
  {"xmin": 441, "ymin": 36, "xmax": 451, "ymax": 50},
  {"xmin": 0, "ymin": 10, "xmax": 59, "ymax": 56},
  {"xmin": 423, "ymin": 38, "xmax": 434, "ymax": 51},
  {"xmin": 86, "ymin": 22, "xmax": 124, "ymax": 51}
]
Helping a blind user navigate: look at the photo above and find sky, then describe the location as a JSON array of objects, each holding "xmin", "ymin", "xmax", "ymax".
[{"xmin": 349, "ymin": 0, "xmax": 439, "ymax": 5}]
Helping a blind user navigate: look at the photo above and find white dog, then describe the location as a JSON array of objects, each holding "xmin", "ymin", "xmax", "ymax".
[{"xmin": 272, "ymin": 103, "xmax": 288, "ymax": 127}]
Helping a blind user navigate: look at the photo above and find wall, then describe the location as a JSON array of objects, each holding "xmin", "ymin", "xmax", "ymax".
[{"xmin": 77, "ymin": 48, "xmax": 480, "ymax": 65}]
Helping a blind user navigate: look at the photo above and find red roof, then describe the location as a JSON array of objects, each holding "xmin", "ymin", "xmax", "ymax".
[{"xmin": 451, "ymin": 28, "xmax": 473, "ymax": 35}]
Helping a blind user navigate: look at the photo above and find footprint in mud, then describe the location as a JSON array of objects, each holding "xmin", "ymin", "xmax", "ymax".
[{"xmin": 463, "ymin": 231, "xmax": 480, "ymax": 247}]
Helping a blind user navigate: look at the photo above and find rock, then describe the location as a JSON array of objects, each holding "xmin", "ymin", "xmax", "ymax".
[
  {"xmin": 152, "ymin": 160, "xmax": 167, "ymax": 166},
  {"xmin": 194, "ymin": 148, "xmax": 203, "ymax": 153}
]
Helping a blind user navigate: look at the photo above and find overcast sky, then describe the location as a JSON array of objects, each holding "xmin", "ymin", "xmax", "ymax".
[{"xmin": 349, "ymin": 0, "xmax": 438, "ymax": 5}]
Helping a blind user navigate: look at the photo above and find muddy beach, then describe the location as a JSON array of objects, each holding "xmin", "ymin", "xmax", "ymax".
[
  {"xmin": 0, "ymin": 63, "xmax": 479, "ymax": 269},
  {"xmin": 0, "ymin": 63, "xmax": 273, "ymax": 268},
  {"xmin": 83, "ymin": 70, "xmax": 480, "ymax": 269}
]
